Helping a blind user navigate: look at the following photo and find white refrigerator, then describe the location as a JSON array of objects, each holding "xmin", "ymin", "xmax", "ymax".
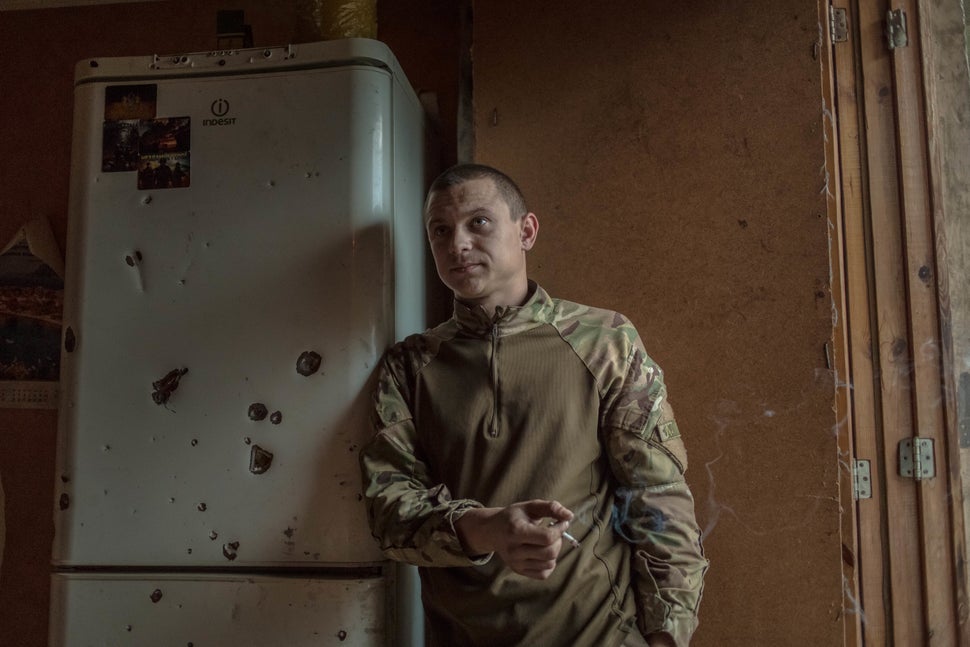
[{"xmin": 50, "ymin": 38, "xmax": 426, "ymax": 646}]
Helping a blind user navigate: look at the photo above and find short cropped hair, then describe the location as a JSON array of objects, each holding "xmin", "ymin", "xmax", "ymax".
[{"xmin": 425, "ymin": 163, "xmax": 529, "ymax": 220}]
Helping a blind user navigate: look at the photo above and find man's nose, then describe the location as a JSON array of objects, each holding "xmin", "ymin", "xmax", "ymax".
[{"xmin": 449, "ymin": 229, "xmax": 472, "ymax": 255}]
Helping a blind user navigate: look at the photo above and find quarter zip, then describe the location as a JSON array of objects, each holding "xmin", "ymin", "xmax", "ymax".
[{"xmin": 489, "ymin": 323, "xmax": 500, "ymax": 437}]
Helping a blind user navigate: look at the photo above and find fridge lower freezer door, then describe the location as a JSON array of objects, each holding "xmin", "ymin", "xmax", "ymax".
[{"xmin": 50, "ymin": 572, "xmax": 387, "ymax": 646}]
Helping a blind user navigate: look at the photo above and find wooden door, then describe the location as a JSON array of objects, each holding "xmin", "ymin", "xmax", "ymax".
[{"xmin": 825, "ymin": 0, "xmax": 969, "ymax": 644}]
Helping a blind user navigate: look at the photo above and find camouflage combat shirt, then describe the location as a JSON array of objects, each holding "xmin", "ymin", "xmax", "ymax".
[{"xmin": 360, "ymin": 282, "xmax": 707, "ymax": 647}]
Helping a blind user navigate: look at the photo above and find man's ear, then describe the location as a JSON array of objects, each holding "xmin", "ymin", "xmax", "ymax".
[{"xmin": 520, "ymin": 212, "xmax": 539, "ymax": 251}]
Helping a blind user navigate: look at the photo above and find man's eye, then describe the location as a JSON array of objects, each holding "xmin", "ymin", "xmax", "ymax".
[{"xmin": 472, "ymin": 217, "xmax": 488, "ymax": 226}]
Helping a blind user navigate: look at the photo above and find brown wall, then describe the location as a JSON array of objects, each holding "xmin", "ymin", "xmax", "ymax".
[
  {"xmin": 0, "ymin": 2, "xmax": 458, "ymax": 644},
  {"xmin": 473, "ymin": 1, "xmax": 842, "ymax": 644}
]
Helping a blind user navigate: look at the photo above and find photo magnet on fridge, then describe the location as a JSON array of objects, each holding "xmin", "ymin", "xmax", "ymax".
[
  {"xmin": 102, "ymin": 84, "xmax": 157, "ymax": 173},
  {"xmin": 137, "ymin": 117, "xmax": 191, "ymax": 190}
]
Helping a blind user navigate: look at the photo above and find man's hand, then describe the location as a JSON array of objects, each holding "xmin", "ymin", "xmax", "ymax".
[{"xmin": 455, "ymin": 499, "xmax": 574, "ymax": 579}]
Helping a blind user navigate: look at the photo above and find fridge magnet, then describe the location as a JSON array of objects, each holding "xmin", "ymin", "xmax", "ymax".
[
  {"xmin": 104, "ymin": 84, "xmax": 157, "ymax": 122},
  {"xmin": 0, "ymin": 216, "xmax": 64, "ymax": 408},
  {"xmin": 137, "ymin": 117, "xmax": 191, "ymax": 190}
]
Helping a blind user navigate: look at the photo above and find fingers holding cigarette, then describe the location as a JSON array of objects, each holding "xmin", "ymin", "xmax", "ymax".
[
  {"xmin": 456, "ymin": 500, "xmax": 579, "ymax": 578},
  {"xmin": 547, "ymin": 519, "xmax": 581, "ymax": 549},
  {"xmin": 531, "ymin": 500, "xmax": 580, "ymax": 550}
]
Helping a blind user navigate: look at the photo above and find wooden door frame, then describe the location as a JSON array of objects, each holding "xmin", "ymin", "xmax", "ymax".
[{"xmin": 824, "ymin": 0, "xmax": 970, "ymax": 644}]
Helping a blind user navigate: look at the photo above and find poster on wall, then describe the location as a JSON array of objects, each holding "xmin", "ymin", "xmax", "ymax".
[{"xmin": 0, "ymin": 217, "xmax": 63, "ymax": 409}]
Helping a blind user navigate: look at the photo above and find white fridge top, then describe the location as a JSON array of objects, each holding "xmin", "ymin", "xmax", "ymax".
[{"xmin": 75, "ymin": 38, "xmax": 416, "ymax": 100}]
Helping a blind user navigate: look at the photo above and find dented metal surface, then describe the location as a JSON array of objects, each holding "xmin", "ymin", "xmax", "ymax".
[
  {"xmin": 249, "ymin": 445, "xmax": 273, "ymax": 474},
  {"xmin": 124, "ymin": 250, "xmax": 143, "ymax": 267},
  {"xmin": 247, "ymin": 403, "xmax": 268, "ymax": 421},
  {"xmin": 151, "ymin": 368, "xmax": 188, "ymax": 405},
  {"xmin": 296, "ymin": 350, "xmax": 322, "ymax": 376},
  {"xmin": 50, "ymin": 574, "xmax": 387, "ymax": 645},
  {"xmin": 125, "ymin": 250, "xmax": 146, "ymax": 292},
  {"xmin": 222, "ymin": 541, "xmax": 240, "ymax": 561}
]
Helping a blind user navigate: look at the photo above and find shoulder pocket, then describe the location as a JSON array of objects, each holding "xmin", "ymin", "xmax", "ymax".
[{"xmin": 647, "ymin": 400, "xmax": 688, "ymax": 473}]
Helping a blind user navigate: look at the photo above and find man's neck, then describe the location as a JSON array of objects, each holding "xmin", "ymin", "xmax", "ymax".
[{"xmin": 455, "ymin": 281, "xmax": 533, "ymax": 317}]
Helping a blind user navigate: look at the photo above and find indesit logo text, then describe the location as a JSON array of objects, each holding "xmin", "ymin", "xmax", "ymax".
[{"xmin": 204, "ymin": 99, "xmax": 236, "ymax": 126}]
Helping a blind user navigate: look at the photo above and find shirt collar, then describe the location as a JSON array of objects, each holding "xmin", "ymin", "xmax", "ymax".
[{"xmin": 452, "ymin": 280, "xmax": 552, "ymax": 336}]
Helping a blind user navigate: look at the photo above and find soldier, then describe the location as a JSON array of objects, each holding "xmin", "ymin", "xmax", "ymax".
[{"xmin": 359, "ymin": 164, "xmax": 707, "ymax": 647}]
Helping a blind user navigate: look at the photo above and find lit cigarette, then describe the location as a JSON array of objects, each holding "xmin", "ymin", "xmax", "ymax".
[
  {"xmin": 548, "ymin": 519, "xmax": 581, "ymax": 549},
  {"xmin": 562, "ymin": 530, "xmax": 581, "ymax": 549}
]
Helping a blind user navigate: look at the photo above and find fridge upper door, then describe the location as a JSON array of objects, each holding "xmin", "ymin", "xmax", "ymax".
[
  {"xmin": 55, "ymin": 53, "xmax": 409, "ymax": 567},
  {"xmin": 50, "ymin": 572, "xmax": 387, "ymax": 646}
]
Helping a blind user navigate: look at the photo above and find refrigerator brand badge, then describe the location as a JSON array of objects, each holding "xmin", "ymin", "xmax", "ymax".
[{"xmin": 204, "ymin": 98, "xmax": 236, "ymax": 126}]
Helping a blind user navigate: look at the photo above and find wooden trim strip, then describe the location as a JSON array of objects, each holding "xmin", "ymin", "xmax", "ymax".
[
  {"xmin": 914, "ymin": 0, "xmax": 970, "ymax": 641},
  {"xmin": 829, "ymin": 1, "xmax": 885, "ymax": 642},
  {"xmin": 821, "ymin": 1, "xmax": 862, "ymax": 643},
  {"xmin": 888, "ymin": 0, "xmax": 959, "ymax": 641},
  {"xmin": 857, "ymin": 0, "xmax": 924, "ymax": 643}
]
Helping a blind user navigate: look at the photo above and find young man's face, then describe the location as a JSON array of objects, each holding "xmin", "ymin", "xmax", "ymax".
[{"xmin": 425, "ymin": 177, "xmax": 538, "ymax": 311}]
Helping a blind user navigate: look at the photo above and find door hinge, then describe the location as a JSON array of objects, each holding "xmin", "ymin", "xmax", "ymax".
[
  {"xmin": 886, "ymin": 8, "xmax": 908, "ymax": 50},
  {"xmin": 899, "ymin": 437, "xmax": 935, "ymax": 480},
  {"xmin": 853, "ymin": 459, "xmax": 872, "ymax": 500},
  {"xmin": 830, "ymin": 6, "xmax": 848, "ymax": 43}
]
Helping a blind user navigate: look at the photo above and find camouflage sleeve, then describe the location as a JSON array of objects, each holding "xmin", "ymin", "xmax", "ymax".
[
  {"xmin": 603, "ymin": 333, "xmax": 709, "ymax": 646},
  {"xmin": 358, "ymin": 350, "xmax": 489, "ymax": 567}
]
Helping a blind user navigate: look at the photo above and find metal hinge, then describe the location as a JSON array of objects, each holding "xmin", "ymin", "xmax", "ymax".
[
  {"xmin": 899, "ymin": 437, "xmax": 935, "ymax": 480},
  {"xmin": 853, "ymin": 459, "xmax": 872, "ymax": 500},
  {"xmin": 830, "ymin": 6, "xmax": 848, "ymax": 43},
  {"xmin": 886, "ymin": 8, "xmax": 908, "ymax": 49}
]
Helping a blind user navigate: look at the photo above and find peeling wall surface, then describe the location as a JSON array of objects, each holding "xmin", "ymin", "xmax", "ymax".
[{"xmin": 473, "ymin": 1, "xmax": 842, "ymax": 644}]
